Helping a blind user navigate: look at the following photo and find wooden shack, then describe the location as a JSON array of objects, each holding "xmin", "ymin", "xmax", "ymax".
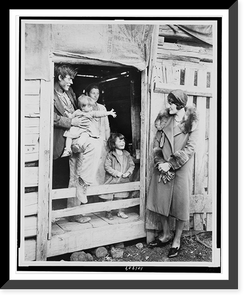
[{"xmin": 22, "ymin": 22, "xmax": 215, "ymax": 261}]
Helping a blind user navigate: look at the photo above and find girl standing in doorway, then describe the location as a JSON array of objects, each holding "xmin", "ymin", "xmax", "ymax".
[{"xmin": 99, "ymin": 133, "xmax": 135, "ymax": 220}]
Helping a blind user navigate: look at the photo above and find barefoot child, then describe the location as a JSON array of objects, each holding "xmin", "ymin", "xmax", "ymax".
[{"xmin": 99, "ymin": 133, "xmax": 135, "ymax": 219}]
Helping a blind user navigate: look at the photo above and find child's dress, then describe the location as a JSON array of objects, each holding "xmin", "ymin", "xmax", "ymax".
[
  {"xmin": 99, "ymin": 150, "xmax": 135, "ymax": 200},
  {"xmin": 63, "ymin": 110, "xmax": 109, "ymax": 140}
]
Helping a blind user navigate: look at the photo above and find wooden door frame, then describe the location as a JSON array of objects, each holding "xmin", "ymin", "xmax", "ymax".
[
  {"xmin": 139, "ymin": 68, "xmax": 148, "ymax": 221},
  {"xmin": 35, "ymin": 56, "xmax": 54, "ymax": 260},
  {"xmin": 35, "ymin": 55, "xmax": 148, "ymax": 260}
]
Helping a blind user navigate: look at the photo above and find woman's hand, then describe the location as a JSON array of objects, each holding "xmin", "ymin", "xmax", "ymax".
[
  {"xmin": 71, "ymin": 116, "xmax": 88, "ymax": 128},
  {"xmin": 158, "ymin": 170, "xmax": 175, "ymax": 184},
  {"xmin": 158, "ymin": 162, "xmax": 171, "ymax": 173}
]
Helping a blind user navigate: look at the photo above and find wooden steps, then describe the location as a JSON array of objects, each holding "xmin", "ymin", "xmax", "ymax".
[{"xmin": 24, "ymin": 211, "xmax": 145, "ymax": 261}]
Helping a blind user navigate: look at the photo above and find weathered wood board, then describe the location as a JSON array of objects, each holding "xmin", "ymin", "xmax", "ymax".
[{"xmin": 24, "ymin": 213, "xmax": 145, "ymax": 260}]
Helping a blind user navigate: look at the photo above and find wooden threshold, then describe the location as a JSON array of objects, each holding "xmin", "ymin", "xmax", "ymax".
[{"xmin": 24, "ymin": 211, "xmax": 146, "ymax": 261}]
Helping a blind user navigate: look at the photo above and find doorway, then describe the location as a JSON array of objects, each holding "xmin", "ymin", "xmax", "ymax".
[
  {"xmin": 73, "ymin": 64, "xmax": 141, "ymax": 152},
  {"xmin": 52, "ymin": 63, "xmax": 142, "ymax": 208}
]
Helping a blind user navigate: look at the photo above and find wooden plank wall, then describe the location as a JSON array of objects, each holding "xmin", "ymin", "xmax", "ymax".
[
  {"xmin": 148, "ymin": 26, "xmax": 214, "ymax": 231},
  {"xmin": 23, "ymin": 80, "xmax": 40, "ymax": 246},
  {"xmin": 24, "ymin": 80, "xmax": 40, "ymax": 163}
]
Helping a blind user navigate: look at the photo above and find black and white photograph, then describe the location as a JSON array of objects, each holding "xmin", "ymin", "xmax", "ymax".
[{"xmin": 6, "ymin": 5, "xmax": 239, "ymax": 290}]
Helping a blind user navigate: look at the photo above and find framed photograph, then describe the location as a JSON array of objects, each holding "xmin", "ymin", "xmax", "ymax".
[{"xmin": 6, "ymin": 4, "xmax": 238, "ymax": 289}]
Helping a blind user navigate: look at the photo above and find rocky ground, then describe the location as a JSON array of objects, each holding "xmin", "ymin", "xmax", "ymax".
[{"xmin": 48, "ymin": 231, "xmax": 212, "ymax": 263}]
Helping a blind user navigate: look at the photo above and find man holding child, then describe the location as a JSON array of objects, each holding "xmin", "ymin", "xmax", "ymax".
[{"xmin": 53, "ymin": 64, "xmax": 96, "ymax": 223}]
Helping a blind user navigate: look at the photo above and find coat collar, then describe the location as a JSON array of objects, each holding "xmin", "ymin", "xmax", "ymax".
[
  {"xmin": 54, "ymin": 88, "xmax": 77, "ymax": 116},
  {"xmin": 162, "ymin": 117, "xmax": 174, "ymax": 152},
  {"xmin": 174, "ymin": 124, "xmax": 183, "ymax": 136},
  {"xmin": 162, "ymin": 117, "xmax": 187, "ymax": 152},
  {"xmin": 54, "ymin": 91, "xmax": 65, "ymax": 116},
  {"xmin": 158, "ymin": 108, "xmax": 198, "ymax": 151}
]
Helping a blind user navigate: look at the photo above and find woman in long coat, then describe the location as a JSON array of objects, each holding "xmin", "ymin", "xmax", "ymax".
[
  {"xmin": 85, "ymin": 84, "xmax": 111, "ymax": 185},
  {"xmin": 146, "ymin": 89, "xmax": 198, "ymax": 258}
]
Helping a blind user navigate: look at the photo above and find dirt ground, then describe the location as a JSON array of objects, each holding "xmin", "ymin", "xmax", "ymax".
[
  {"xmin": 99, "ymin": 231, "xmax": 212, "ymax": 262},
  {"xmin": 49, "ymin": 231, "xmax": 212, "ymax": 262}
]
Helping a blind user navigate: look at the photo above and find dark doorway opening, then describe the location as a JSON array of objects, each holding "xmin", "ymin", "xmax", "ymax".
[
  {"xmin": 72, "ymin": 64, "xmax": 141, "ymax": 153},
  {"xmin": 52, "ymin": 63, "xmax": 142, "ymax": 209}
]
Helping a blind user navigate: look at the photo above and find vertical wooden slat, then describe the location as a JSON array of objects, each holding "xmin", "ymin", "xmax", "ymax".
[
  {"xmin": 180, "ymin": 68, "xmax": 186, "ymax": 85},
  {"xmin": 208, "ymin": 98, "xmax": 217, "ymax": 206},
  {"xmin": 193, "ymin": 213, "xmax": 204, "ymax": 230},
  {"xmin": 184, "ymin": 66, "xmax": 194, "ymax": 90},
  {"xmin": 48, "ymin": 59, "xmax": 55, "ymax": 240},
  {"xmin": 185, "ymin": 66, "xmax": 195, "ymax": 108},
  {"xmin": 146, "ymin": 25, "xmax": 159, "ymax": 224},
  {"xmin": 36, "ymin": 79, "xmax": 53, "ymax": 261},
  {"xmin": 162, "ymin": 62, "xmax": 167, "ymax": 84},
  {"xmin": 148, "ymin": 25, "xmax": 159, "ymax": 88},
  {"xmin": 166, "ymin": 63, "xmax": 174, "ymax": 85},
  {"xmin": 198, "ymin": 68, "xmax": 207, "ymax": 89},
  {"xmin": 194, "ymin": 96, "xmax": 207, "ymax": 194},
  {"xmin": 161, "ymin": 61, "xmax": 166, "ymax": 83},
  {"xmin": 146, "ymin": 26, "xmax": 160, "ymax": 245},
  {"xmin": 140, "ymin": 69, "xmax": 148, "ymax": 221},
  {"xmin": 194, "ymin": 70, "xmax": 198, "ymax": 86},
  {"xmin": 206, "ymin": 72, "xmax": 211, "ymax": 88},
  {"xmin": 187, "ymin": 96, "xmax": 194, "ymax": 106},
  {"xmin": 208, "ymin": 94, "xmax": 216, "ymax": 232},
  {"xmin": 206, "ymin": 213, "xmax": 212, "ymax": 231},
  {"xmin": 130, "ymin": 79, "xmax": 136, "ymax": 157},
  {"xmin": 130, "ymin": 79, "xmax": 141, "ymax": 157},
  {"xmin": 155, "ymin": 63, "xmax": 163, "ymax": 84},
  {"xmin": 204, "ymin": 97, "xmax": 210, "ymax": 193},
  {"xmin": 173, "ymin": 65, "xmax": 181, "ymax": 85}
]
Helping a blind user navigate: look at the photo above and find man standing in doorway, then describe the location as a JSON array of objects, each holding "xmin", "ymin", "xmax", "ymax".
[{"xmin": 53, "ymin": 64, "xmax": 94, "ymax": 223}]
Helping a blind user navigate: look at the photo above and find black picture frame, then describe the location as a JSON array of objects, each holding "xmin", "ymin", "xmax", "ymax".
[{"xmin": 5, "ymin": 3, "xmax": 238, "ymax": 289}]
